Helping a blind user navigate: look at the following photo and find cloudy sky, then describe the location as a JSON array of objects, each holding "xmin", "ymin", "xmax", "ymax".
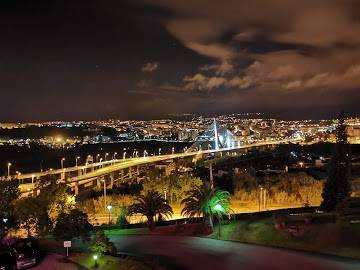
[{"xmin": 1, "ymin": 0, "xmax": 360, "ymax": 121}]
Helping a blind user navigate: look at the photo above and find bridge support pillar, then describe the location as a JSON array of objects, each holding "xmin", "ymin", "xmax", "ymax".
[
  {"xmin": 136, "ymin": 166, "xmax": 140, "ymax": 175},
  {"xmin": 78, "ymin": 169, "xmax": 82, "ymax": 176},
  {"xmin": 128, "ymin": 167, "xmax": 132, "ymax": 178},
  {"xmin": 61, "ymin": 172, "xmax": 65, "ymax": 180},
  {"xmin": 74, "ymin": 182, "xmax": 79, "ymax": 195},
  {"xmin": 120, "ymin": 170, "xmax": 124, "ymax": 185},
  {"xmin": 110, "ymin": 173, "xmax": 114, "ymax": 189},
  {"xmin": 96, "ymin": 177, "xmax": 102, "ymax": 189}
]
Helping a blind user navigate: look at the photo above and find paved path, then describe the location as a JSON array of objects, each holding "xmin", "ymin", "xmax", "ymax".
[
  {"xmin": 109, "ymin": 235, "xmax": 360, "ymax": 270},
  {"xmin": 32, "ymin": 254, "xmax": 81, "ymax": 270}
]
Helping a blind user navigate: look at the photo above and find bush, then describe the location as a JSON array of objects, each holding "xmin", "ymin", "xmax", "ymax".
[
  {"xmin": 89, "ymin": 231, "xmax": 117, "ymax": 255},
  {"xmin": 53, "ymin": 209, "xmax": 92, "ymax": 240}
]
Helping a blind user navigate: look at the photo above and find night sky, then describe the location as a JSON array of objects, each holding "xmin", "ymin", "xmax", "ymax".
[{"xmin": 1, "ymin": 0, "xmax": 360, "ymax": 122}]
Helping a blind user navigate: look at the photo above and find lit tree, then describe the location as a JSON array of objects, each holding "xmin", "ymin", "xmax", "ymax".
[
  {"xmin": 127, "ymin": 190, "xmax": 173, "ymax": 229},
  {"xmin": 0, "ymin": 179, "xmax": 20, "ymax": 236},
  {"xmin": 321, "ymin": 111, "xmax": 352, "ymax": 211},
  {"xmin": 181, "ymin": 182, "xmax": 232, "ymax": 229},
  {"xmin": 14, "ymin": 197, "xmax": 49, "ymax": 237}
]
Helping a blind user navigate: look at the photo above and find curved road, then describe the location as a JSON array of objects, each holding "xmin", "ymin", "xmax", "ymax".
[{"xmin": 109, "ymin": 235, "xmax": 360, "ymax": 270}]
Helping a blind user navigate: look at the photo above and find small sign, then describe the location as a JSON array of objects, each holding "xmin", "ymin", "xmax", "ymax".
[{"xmin": 64, "ymin": 241, "xmax": 72, "ymax": 248}]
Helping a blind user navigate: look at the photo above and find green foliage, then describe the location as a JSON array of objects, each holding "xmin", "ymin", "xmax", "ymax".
[
  {"xmin": 53, "ymin": 209, "xmax": 92, "ymax": 240},
  {"xmin": 116, "ymin": 206, "xmax": 129, "ymax": 227},
  {"xmin": 14, "ymin": 197, "xmax": 50, "ymax": 237},
  {"xmin": 36, "ymin": 178, "xmax": 74, "ymax": 226},
  {"xmin": 233, "ymin": 171, "xmax": 323, "ymax": 206},
  {"xmin": 322, "ymin": 111, "xmax": 352, "ymax": 211},
  {"xmin": 142, "ymin": 173, "xmax": 202, "ymax": 203},
  {"xmin": 89, "ymin": 231, "xmax": 116, "ymax": 255},
  {"xmin": 127, "ymin": 190, "xmax": 173, "ymax": 229},
  {"xmin": 77, "ymin": 194, "xmax": 134, "ymax": 216},
  {"xmin": 181, "ymin": 183, "xmax": 232, "ymax": 228}
]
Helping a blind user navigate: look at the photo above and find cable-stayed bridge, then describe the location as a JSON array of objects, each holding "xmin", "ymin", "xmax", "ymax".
[{"xmin": 10, "ymin": 119, "xmax": 302, "ymax": 196}]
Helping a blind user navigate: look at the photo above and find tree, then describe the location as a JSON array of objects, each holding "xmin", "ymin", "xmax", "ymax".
[
  {"xmin": 116, "ymin": 206, "xmax": 129, "ymax": 227},
  {"xmin": 0, "ymin": 179, "xmax": 20, "ymax": 236},
  {"xmin": 89, "ymin": 231, "xmax": 116, "ymax": 256},
  {"xmin": 321, "ymin": 111, "xmax": 352, "ymax": 211},
  {"xmin": 142, "ymin": 173, "xmax": 202, "ymax": 203},
  {"xmin": 14, "ymin": 197, "xmax": 49, "ymax": 237},
  {"xmin": 127, "ymin": 190, "xmax": 173, "ymax": 229},
  {"xmin": 181, "ymin": 182, "xmax": 232, "ymax": 229},
  {"xmin": 36, "ymin": 177, "xmax": 74, "ymax": 227},
  {"xmin": 53, "ymin": 209, "xmax": 92, "ymax": 240}
]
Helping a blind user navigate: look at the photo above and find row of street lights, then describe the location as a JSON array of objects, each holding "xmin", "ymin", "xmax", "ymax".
[{"xmin": 5, "ymin": 146, "xmax": 181, "ymax": 177}]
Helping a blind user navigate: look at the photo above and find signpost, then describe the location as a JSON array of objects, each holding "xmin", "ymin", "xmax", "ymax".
[{"xmin": 64, "ymin": 241, "xmax": 71, "ymax": 257}]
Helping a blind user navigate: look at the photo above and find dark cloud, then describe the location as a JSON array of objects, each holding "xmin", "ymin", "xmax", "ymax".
[{"xmin": 0, "ymin": 0, "xmax": 359, "ymax": 121}]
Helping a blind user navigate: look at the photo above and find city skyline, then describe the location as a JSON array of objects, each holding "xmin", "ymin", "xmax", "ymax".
[{"xmin": 1, "ymin": 0, "xmax": 360, "ymax": 121}]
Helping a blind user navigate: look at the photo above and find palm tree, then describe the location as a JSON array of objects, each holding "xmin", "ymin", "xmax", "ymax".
[
  {"xmin": 181, "ymin": 182, "xmax": 232, "ymax": 229},
  {"xmin": 127, "ymin": 190, "xmax": 173, "ymax": 229}
]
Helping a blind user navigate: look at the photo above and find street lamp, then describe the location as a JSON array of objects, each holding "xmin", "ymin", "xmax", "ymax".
[
  {"xmin": 105, "ymin": 153, "xmax": 109, "ymax": 161},
  {"xmin": 31, "ymin": 174, "xmax": 35, "ymax": 184},
  {"xmin": 107, "ymin": 204, "xmax": 112, "ymax": 225},
  {"xmin": 213, "ymin": 203, "xmax": 225, "ymax": 239},
  {"xmin": 93, "ymin": 254, "xmax": 98, "ymax": 267},
  {"xmin": 103, "ymin": 179, "xmax": 107, "ymax": 211},
  {"xmin": 143, "ymin": 150, "xmax": 148, "ymax": 158},
  {"xmin": 7, "ymin": 163, "xmax": 11, "ymax": 177},
  {"xmin": 61, "ymin": 158, "xmax": 65, "ymax": 169},
  {"xmin": 96, "ymin": 154, "xmax": 100, "ymax": 163},
  {"xmin": 172, "ymin": 147, "xmax": 175, "ymax": 154},
  {"xmin": 16, "ymin": 171, "xmax": 21, "ymax": 184},
  {"xmin": 158, "ymin": 148, "xmax": 161, "ymax": 155},
  {"xmin": 76, "ymin": 156, "xmax": 80, "ymax": 167}
]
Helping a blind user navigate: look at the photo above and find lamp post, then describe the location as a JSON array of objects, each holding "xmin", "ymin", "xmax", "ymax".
[
  {"xmin": 3, "ymin": 218, "xmax": 8, "ymax": 232},
  {"xmin": 61, "ymin": 158, "xmax": 65, "ymax": 169},
  {"xmin": 7, "ymin": 163, "xmax": 11, "ymax": 177},
  {"xmin": 93, "ymin": 254, "xmax": 98, "ymax": 268},
  {"xmin": 107, "ymin": 204, "xmax": 112, "ymax": 225},
  {"xmin": 16, "ymin": 171, "xmax": 21, "ymax": 184},
  {"xmin": 76, "ymin": 156, "xmax": 80, "ymax": 167},
  {"xmin": 123, "ymin": 152, "xmax": 126, "ymax": 159},
  {"xmin": 105, "ymin": 153, "xmax": 109, "ymax": 161},
  {"xmin": 158, "ymin": 148, "xmax": 161, "ymax": 155},
  {"xmin": 96, "ymin": 154, "xmax": 100, "ymax": 163},
  {"xmin": 172, "ymin": 147, "xmax": 175, "ymax": 154},
  {"xmin": 31, "ymin": 174, "xmax": 35, "ymax": 185},
  {"xmin": 113, "ymin": 152, "xmax": 117, "ymax": 160},
  {"xmin": 213, "ymin": 203, "xmax": 225, "ymax": 239},
  {"xmin": 103, "ymin": 179, "xmax": 107, "ymax": 211}
]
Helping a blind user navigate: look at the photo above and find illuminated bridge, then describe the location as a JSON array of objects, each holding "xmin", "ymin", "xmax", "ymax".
[{"xmin": 11, "ymin": 119, "xmax": 302, "ymax": 196}]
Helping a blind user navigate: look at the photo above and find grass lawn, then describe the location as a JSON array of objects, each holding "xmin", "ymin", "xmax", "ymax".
[
  {"xmin": 103, "ymin": 227, "xmax": 149, "ymax": 236},
  {"xmin": 71, "ymin": 253, "xmax": 153, "ymax": 270},
  {"xmin": 210, "ymin": 217, "xmax": 360, "ymax": 259}
]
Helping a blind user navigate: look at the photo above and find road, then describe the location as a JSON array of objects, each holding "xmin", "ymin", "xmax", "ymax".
[{"xmin": 109, "ymin": 235, "xmax": 360, "ymax": 270}]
